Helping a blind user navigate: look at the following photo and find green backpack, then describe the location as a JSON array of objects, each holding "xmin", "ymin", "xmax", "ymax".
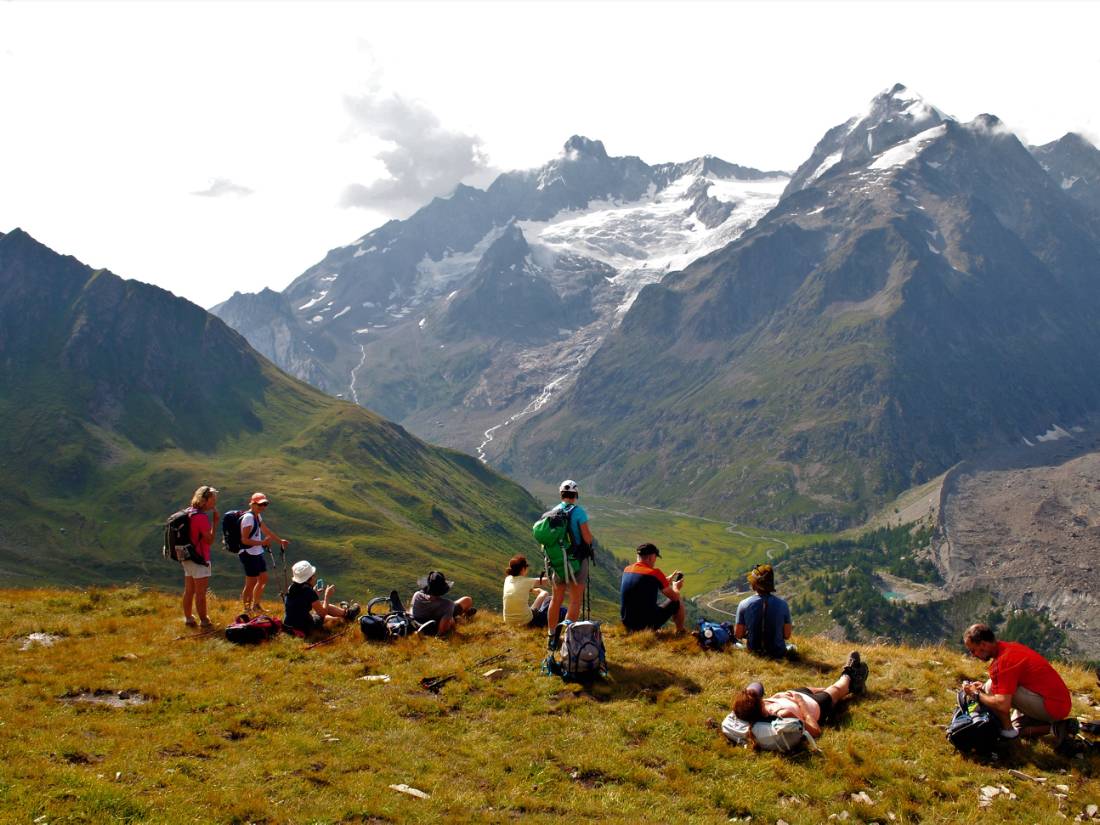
[{"xmin": 532, "ymin": 505, "xmax": 580, "ymax": 580}]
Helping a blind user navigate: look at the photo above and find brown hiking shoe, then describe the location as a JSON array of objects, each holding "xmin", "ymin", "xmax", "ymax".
[{"xmin": 1051, "ymin": 718, "xmax": 1080, "ymax": 750}]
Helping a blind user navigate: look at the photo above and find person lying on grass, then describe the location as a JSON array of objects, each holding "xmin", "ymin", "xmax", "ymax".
[
  {"xmin": 732, "ymin": 651, "xmax": 869, "ymax": 738},
  {"xmin": 282, "ymin": 560, "xmax": 360, "ymax": 637}
]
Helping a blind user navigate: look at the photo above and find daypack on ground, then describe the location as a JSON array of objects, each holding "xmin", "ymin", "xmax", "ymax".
[
  {"xmin": 946, "ymin": 689, "xmax": 1000, "ymax": 754},
  {"xmin": 532, "ymin": 505, "xmax": 580, "ymax": 580},
  {"xmin": 721, "ymin": 712, "xmax": 811, "ymax": 753},
  {"xmin": 163, "ymin": 508, "xmax": 203, "ymax": 564},
  {"xmin": 221, "ymin": 510, "xmax": 253, "ymax": 554},
  {"xmin": 544, "ymin": 619, "xmax": 607, "ymax": 682},
  {"xmin": 359, "ymin": 592, "xmax": 416, "ymax": 641},
  {"xmin": 696, "ymin": 620, "xmax": 733, "ymax": 651},
  {"xmin": 224, "ymin": 613, "xmax": 282, "ymax": 644}
]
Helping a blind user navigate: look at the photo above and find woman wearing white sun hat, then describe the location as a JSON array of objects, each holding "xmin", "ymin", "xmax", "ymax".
[{"xmin": 282, "ymin": 560, "xmax": 360, "ymax": 637}]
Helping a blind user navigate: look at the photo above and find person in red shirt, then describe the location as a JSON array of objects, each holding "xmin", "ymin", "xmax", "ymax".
[
  {"xmin": 962, "ymin": 623, "xmax": 1076, "ymax": 746},
  {"xmin": 182, "ymin": 485, "xmax": 218, "ymax": 629}
]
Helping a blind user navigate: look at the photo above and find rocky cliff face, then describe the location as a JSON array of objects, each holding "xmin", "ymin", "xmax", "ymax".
[{"xmin": 936, "ymin": 425, "xmax": 1100, "ymax": 657}]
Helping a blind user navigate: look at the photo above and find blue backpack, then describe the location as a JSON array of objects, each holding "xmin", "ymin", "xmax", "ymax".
[{"xmin": 696, "ymin": 620, "xmax": 733, "ymax": 651}]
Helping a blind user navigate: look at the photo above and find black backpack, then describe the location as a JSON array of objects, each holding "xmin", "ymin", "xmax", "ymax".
[
  {"xmin": 163, "ymin": 508, "xmax": 203, "ymax": 564},
  {"xmin": 947, "ymin": 689, "xmax": 1001, "ymax": 754},
  {"xmin": 221, "ymin": 510, "xmax": 258, "ymax": 554},
  {"xmin": 359, "ymin": 592, "xmax": 416, "ymax": 640}
]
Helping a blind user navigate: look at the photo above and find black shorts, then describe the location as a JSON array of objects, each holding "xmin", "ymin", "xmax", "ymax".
[
  {"xmin": 794, "ymin": 687, "xmax": 833, "ymax": 720},
  {"xmin": 239, "ymin": 552, "xmax": 267, "ymax": 577},
  {"xmin": 624, "ymin": 600, "xmax": 679, "ymax": 632}
]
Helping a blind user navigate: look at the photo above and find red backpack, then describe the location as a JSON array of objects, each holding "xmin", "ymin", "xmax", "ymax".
[{"xmin": 224, "ymin": 614, "xmax": 282, "ymax": 644}]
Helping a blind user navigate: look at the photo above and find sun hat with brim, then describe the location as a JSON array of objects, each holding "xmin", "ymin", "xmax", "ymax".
[
  {"xmin": 291, "ymin": 560, "xmax": 317, "ymax": 584},
  {"xmin": 418, "ymin": 571, "xmax": 453, "ymax": 596}
]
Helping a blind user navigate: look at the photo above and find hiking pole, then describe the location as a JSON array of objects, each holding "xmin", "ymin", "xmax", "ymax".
[
  {"xmin": 172, "ymin": 626, "xmax": 222, "ymax": 642},
  {"xmin": 305, "ymin": 626, "xmax": 351, "ymax": 650}
]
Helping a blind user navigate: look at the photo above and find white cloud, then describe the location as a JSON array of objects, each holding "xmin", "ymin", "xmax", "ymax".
[
  {"xmin": 339, "ymin": 87, "xmax": 496, "ymax": 216},
  {"xmin": 191, "ymin": 178, "xmax": 254, "ymax": 198}
]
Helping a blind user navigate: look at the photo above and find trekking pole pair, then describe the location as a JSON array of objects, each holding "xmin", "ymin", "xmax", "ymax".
[{"xmin": 266, "ymin": 543, "xmax": 289, "ymax": 603}]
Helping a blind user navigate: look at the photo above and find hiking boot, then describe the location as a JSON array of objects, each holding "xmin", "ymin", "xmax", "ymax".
[
  {"xmin": 184, "ymin": 617, "xmax": 198, "ymax": 628},
  {"xmin": 251, "ymin": 603, "xmax": 265, "ymax": 614},
  {"xmin": 547, "ymin": 631, "xmax": 561, "ymax": 652},
  {"xmin": 343, "ymin": 602, "xmax": 361, "ymax": 622},
  {"xmin": 199, "ymin": 619, "xmax": 214, "ymax": 630},
  {"xmin": 1051, "ymin": 718, "xmax": 1080, "ymax": 749},
  {"xmin": 842, "ymin": 651, "xmax": 869, "ymax": 695},
  {"xmin": 462, "ymin": 607, "xmax": 478, "ymax": 621}
]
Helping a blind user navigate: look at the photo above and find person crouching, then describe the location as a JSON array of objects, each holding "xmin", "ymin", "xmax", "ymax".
[{"xmin": 283, "ymin": 560, "xmax": 360, "ymax": 637}]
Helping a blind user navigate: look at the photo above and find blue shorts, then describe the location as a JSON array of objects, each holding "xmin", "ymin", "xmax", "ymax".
[
  {"xmin": 529, "ymin": 604, "xmax": 568, "ymax": 628},
  {"xmin": 239, "ymin": 552, "xmax": 267, "ymax": 577}
]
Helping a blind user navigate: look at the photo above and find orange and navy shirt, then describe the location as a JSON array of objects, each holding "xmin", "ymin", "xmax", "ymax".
[{"xmin": 620, "ymin": 561, "xmax": 670, "ymax": 629}]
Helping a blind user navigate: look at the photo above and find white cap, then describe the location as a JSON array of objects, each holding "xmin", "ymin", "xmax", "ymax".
[
  {"xmin": 291, "ymin": 560, "xmax": 317, "ymax": 584},
  {"xmin": 559, "ymin": 479, "xmax": 579, "ymax": 494}
]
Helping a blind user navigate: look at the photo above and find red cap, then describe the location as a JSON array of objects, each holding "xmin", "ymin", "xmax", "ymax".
[{"xmin": 250, "ymin": 492, "xmax": 270, "ymax": 505}]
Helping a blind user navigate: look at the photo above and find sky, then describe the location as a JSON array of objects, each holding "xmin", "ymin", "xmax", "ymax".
[{"xmin": 2, "ymin": 0, "xmax": 1099, "ymax": 308}]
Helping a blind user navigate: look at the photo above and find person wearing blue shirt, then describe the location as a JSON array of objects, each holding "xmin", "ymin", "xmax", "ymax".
[
  {"xmin": 545, "ymin": 479, "xmax": 594, "ymax": 648},
  {"xmin": 734, "ymin": 564, "xmax": 795, "ymax": 657}
]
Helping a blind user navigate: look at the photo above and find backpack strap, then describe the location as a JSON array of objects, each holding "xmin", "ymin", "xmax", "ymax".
[{"xmin": 755, "ymin": 593, "xmax": 769, "ymax": 652}]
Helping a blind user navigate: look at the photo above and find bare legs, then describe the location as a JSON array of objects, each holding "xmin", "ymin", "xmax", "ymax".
[
  {"xmin": 242, "ymin": 572, "xmax": 268, "ymax": 610},
  {"xmin": 823, "ymin": 673, "xmax": 853, "ymax": 705},
  {"xmin": 182, "ymin": 575, "xmax": 196, "ymax": 622},
  {"xmin": 531, "ymin": 589, "xmax": 550, "ymax": 612}
]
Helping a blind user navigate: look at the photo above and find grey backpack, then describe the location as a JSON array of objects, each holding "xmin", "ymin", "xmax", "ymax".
[
  {"xmin": 560, "ymin": 620, "xmax": 607, "ymax": 681},
  {"xmin": 721, "ymin": 712, "xmax": 815, "ymax": 753}
]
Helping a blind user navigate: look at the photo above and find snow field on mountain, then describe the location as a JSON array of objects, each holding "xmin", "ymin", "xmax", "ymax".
[{"xmin": 868, "ymin": 124, "xmax": 947, "ymax": 170}]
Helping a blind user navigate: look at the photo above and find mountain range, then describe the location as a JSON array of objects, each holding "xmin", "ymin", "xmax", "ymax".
[
  {"xmin": 0, "ymin": 228, "xmax": 625, "ymax": 608},
  {"xmin": 212, "ymin": 138, "xmax": 789, "ymax": 466},
  {"xmin": 209, "ymin": 86, "xmax": 1100, "ymax": 530}
]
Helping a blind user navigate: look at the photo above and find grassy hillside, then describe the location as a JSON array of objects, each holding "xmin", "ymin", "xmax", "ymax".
[
  {"xmin": 2, "ymin": 588, "xmax": 1098, "ymax": 824},
  {"xmin": 0, "ymin": 228, "xmax": 581, "ymax": 612}
]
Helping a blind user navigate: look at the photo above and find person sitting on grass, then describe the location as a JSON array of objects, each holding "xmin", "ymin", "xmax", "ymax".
[
  {"xmin": 961, "ymin": 622, "xmax": 1078, "ymax": 748},
  {"xmin": 732, "ymin": 652, "xmax": 869, "ymax": 739},
  {"xmin": 282, "ymin": 560, "xmax": 360, "ymax": 637},
  {"xmin": 410, "ymin": 571, "xmax": 476, "ymax": 636},
  {"xmin": 620, "ymin": 542, "xmax": 686, "ymax": 634},
  {"xmin": 503, "ymin": 554, "xmax": 565, "ymax": 629},
  {"xmin": 734, "ymin": 563, "xmax": 795, "ymax": 657}
]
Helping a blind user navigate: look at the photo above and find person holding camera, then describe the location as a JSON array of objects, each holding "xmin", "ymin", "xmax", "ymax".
[
  {"xmin": 502, "ymin": 554, "xmax": 564, "ymax": 628},
  {"xmin": 619, "ymin": 542, "xmax": 686, "ymax": 633}
]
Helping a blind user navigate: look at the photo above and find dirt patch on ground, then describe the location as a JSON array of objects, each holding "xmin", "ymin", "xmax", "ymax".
[
  {"xmin": 936, "ymin": 422, "xmax": 1100, "ymax": 656},
  {"xmin": 59, "ymin": 689, "xmax": 150, "ymax": 708}
]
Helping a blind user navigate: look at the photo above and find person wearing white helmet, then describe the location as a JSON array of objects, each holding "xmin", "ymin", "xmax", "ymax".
[
  {"xmin": 546, "ymin": 479, "xmax": 595, "ymax": 646},
  {"xmin": 282, "ymin": 560, "xmax": 360, "ymax": 637}
]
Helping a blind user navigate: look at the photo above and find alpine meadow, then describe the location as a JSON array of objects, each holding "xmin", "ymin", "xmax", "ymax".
[{"xmin": 3, "ymin": 7, "xmax": 1100, "ymax": 818}]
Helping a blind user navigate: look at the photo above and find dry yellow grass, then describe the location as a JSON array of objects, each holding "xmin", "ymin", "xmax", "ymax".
[{"xmin": 1, "ymin": 586, "xmax": 1098, "ymax": 824}]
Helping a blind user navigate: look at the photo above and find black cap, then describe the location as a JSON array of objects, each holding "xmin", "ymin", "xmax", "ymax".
[{"xmin": 636, "ymin": 542, "xmax": 661, "ymax": 558}]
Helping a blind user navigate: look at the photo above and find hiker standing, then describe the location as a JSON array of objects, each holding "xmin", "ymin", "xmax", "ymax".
[
  {"xmin": 620, "ymin": 542, "xmax": 686, "ymax": 633},
  {"xmin": 546, "ymin": 479, "xmax": 594, "ymax": 644},
  {"xmin": 182, "ymin": 485, "xmax": 218, "ymax": 628},
  {"xmin": 961, "ymin": 623, "xmax": 1076, "ymax": 746},
  {"xmin": 239, "ymin": 492, "xmax": 289, "ymax": 613},
  {"xmin": 734, "ymin": 564, "xmax": 794, "ymax": 657}
]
